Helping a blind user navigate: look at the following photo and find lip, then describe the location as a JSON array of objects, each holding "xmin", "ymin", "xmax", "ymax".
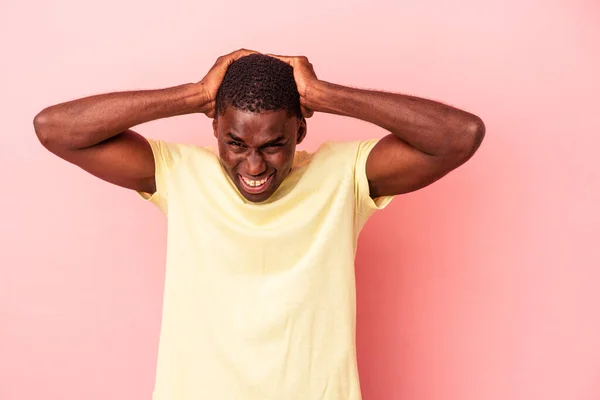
[{"xmin": 238, "ymin": 173, "xmax": 275, "ymax": 195}]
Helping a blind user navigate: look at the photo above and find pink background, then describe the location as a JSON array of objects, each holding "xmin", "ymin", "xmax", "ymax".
[{"xmin": 1, "ymin": 0, "xmax": 599, "ymax": 399}]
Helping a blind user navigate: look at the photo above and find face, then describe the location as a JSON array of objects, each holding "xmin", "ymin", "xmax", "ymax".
[{"xmin": 213, "ymin": 107, "xmax": 307, "ymax": 203}]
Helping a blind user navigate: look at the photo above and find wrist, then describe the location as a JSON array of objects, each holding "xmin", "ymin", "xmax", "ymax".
[
  {"xmin": 187, "ymin": 82, "xmax": 212, "ymax": 114},
  {"xmin": 304, "ymin": 80, "xmax": 333, "ymax": 113}
]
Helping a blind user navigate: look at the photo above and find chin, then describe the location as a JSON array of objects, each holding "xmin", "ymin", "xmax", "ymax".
[{"xmin": 240, "ymin": 190, "xmax": 272, "ymax": 203}]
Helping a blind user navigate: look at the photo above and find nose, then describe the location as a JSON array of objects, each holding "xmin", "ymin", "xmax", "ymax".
[{"xmin": 246, "ymin": 151, "xmax": 267, "ymax": 176}]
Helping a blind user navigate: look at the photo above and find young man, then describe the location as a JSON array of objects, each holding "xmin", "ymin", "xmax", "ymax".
[{"xmin": 34, "ymin": 49, "xmax": 485, "ymax": 399}]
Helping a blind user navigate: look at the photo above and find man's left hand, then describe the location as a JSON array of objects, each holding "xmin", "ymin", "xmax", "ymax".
[{"xmin": 267, "ymin": 54, "xmax": 319, "ymax": 118}]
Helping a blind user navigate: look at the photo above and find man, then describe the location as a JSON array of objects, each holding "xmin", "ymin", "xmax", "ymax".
[{"xmin": 34, "ymin": 49, "xmax": 485, "ymax": 399}]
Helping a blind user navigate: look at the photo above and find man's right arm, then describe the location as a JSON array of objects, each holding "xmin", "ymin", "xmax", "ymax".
[{"xmin": 33, "ymin": 83, "xmax": 209, "ymax": 194}]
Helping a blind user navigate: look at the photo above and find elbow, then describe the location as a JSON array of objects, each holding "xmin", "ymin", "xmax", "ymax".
[
  {"xmin": 467, "ymin": 115, "xmax": 486, "ymax": 151},
  {"xmin": 33, "ymin": 109, "xmax": 52, "ymax": 147},
  {"xmin": 33, "ymin": 108, "xmax": 64, "ymax": 150},
  {"xmin": 452, "ymin": 115, "xmax": 486, "ymax": 162}
]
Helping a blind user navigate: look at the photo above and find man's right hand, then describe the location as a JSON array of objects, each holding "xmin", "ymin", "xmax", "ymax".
[
  {"xmin": 33, "ymin": 48, "xmax": 258, "ymax": 196},
  {"xmin": 198, "ymin": 48, "xmax": 259, "ymax": 118}
]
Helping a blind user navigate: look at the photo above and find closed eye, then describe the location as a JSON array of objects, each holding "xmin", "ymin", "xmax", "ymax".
[{"xmin": 228, "ymin": 141, "xmax": 245, "ymax": 147}]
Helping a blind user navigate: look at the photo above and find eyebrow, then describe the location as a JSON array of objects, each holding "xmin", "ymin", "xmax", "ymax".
[
  {"xmin": 226, "ymin": 133, "xmax": 245, "ymax": 142},
  {"xmin": 226, "ymin": 133, "xmax": 286, "ymax": 146}
]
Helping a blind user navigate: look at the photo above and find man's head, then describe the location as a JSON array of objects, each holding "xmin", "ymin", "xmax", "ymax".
[{"xmin": 212, "ymin": 54, "xmax": 307, "ymax": 203}]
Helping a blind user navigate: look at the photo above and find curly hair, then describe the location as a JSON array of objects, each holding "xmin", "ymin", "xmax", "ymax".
[{"xmin": 214, "ymin": 54, "xmax": 301, "ymax": 118}]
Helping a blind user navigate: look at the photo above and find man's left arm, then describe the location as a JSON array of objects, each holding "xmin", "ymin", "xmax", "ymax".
[
  {"xmin": 269, "ymin": 53, "xmax": 485, "ymax": 198},
  {"xmin": 306, "ymin": 80, "xmax": 486, "ymax": 198}
]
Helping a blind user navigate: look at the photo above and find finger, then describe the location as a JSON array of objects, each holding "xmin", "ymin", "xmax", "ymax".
[
  {"xmin": 266, "ymin": 54, "xmax": 294, "ymax": 64},
  {"xmin": 302, "ymin": 106, "xmax": 314, "ymax": 118},
  {"xmin": 236, "ymin": 48, "xmax": 259, "ymax": 56},
  {"xmin": 219, "ymin": 49, "xmax": 258, "ymax": 65},
  {"xmin": 231, "ymin": 49, "xmax": 259, "ymax": 61},
  {"xmin": 229, "ymin": 48, "xmax": 258, "ymax": 56}
]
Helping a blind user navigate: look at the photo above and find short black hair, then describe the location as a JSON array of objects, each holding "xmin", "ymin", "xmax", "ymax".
[{"xmin": 215, "ymin": 54, "xmax": 302, "ymax": 118}]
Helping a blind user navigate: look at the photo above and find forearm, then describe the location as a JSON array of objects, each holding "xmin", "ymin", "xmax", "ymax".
[
  {"xmin": 33, "ymin": 82, "xmax": 208, "ymax": 149},
  {"xmin": 307, "ymin": 80, "xmax": 484, "ymax": 156}
]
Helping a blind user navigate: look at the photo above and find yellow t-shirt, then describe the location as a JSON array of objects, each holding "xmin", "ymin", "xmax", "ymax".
[{"xmin": 138, "ymin": 138, "xmax": 393, "ymax": 400}]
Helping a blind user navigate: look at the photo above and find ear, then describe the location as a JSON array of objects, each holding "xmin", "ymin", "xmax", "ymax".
[
  {"xmin": 296, "ymin": 117, "xmax": 307, "ymax": 144},
  {"xmin": 212, "ymin": 117, "xmax": 218, "ymax": 139}
]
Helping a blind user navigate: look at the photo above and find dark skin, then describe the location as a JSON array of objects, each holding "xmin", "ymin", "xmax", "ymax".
[
  {"xmin": 268, "ymin": 54, "xmax": 486, "ymax": 198},
  {"xmin": 33, "ymin": 48, "xmax": 484, "ymax": 204},
  {"xmin": 215, "ymin": 53, "xmax": 485, "ymax": 202},
  {"xmin": 32, "ymin": 49, "xmax": 257, "ymax": 195},
  {"xmin": 212, "ymin": 108, "xmax": 306, "ymax": 203}
]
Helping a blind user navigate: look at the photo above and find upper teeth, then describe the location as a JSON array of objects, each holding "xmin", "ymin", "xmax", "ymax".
[{"xmin": 242, "ymin": 176, "xmax": 268, "ymax": 187}]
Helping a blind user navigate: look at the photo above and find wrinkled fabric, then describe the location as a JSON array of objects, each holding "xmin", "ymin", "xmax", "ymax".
[{"xmin": 137, "ymin": 138, "xmax": 393, "ymax": 400}]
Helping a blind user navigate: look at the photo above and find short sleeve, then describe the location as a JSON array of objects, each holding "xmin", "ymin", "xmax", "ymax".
[
  {"xmin": 136, "ymin": 138, "xmax": 180, "ymax": 215},
  {"xmin": 354, "ymin": 139, "xmax": 395, "ymax": 227}
]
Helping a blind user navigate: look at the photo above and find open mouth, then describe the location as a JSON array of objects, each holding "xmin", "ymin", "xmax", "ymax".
[{"xmin": 238, "ymin": 173, "xmax": 275, "ymax": 195}]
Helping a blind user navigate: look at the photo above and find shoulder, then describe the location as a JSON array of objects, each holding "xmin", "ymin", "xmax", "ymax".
[
  {"xmin": 310, "ymin": 140, "xmax": 356, "ymax": 160},
  {"xmin": 308, "ymin": 139, "xmax": 381, "ymax": 168},
  {"xmin": 146, "ymin": 138, "xmax": 217, "ymax": 168}
]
